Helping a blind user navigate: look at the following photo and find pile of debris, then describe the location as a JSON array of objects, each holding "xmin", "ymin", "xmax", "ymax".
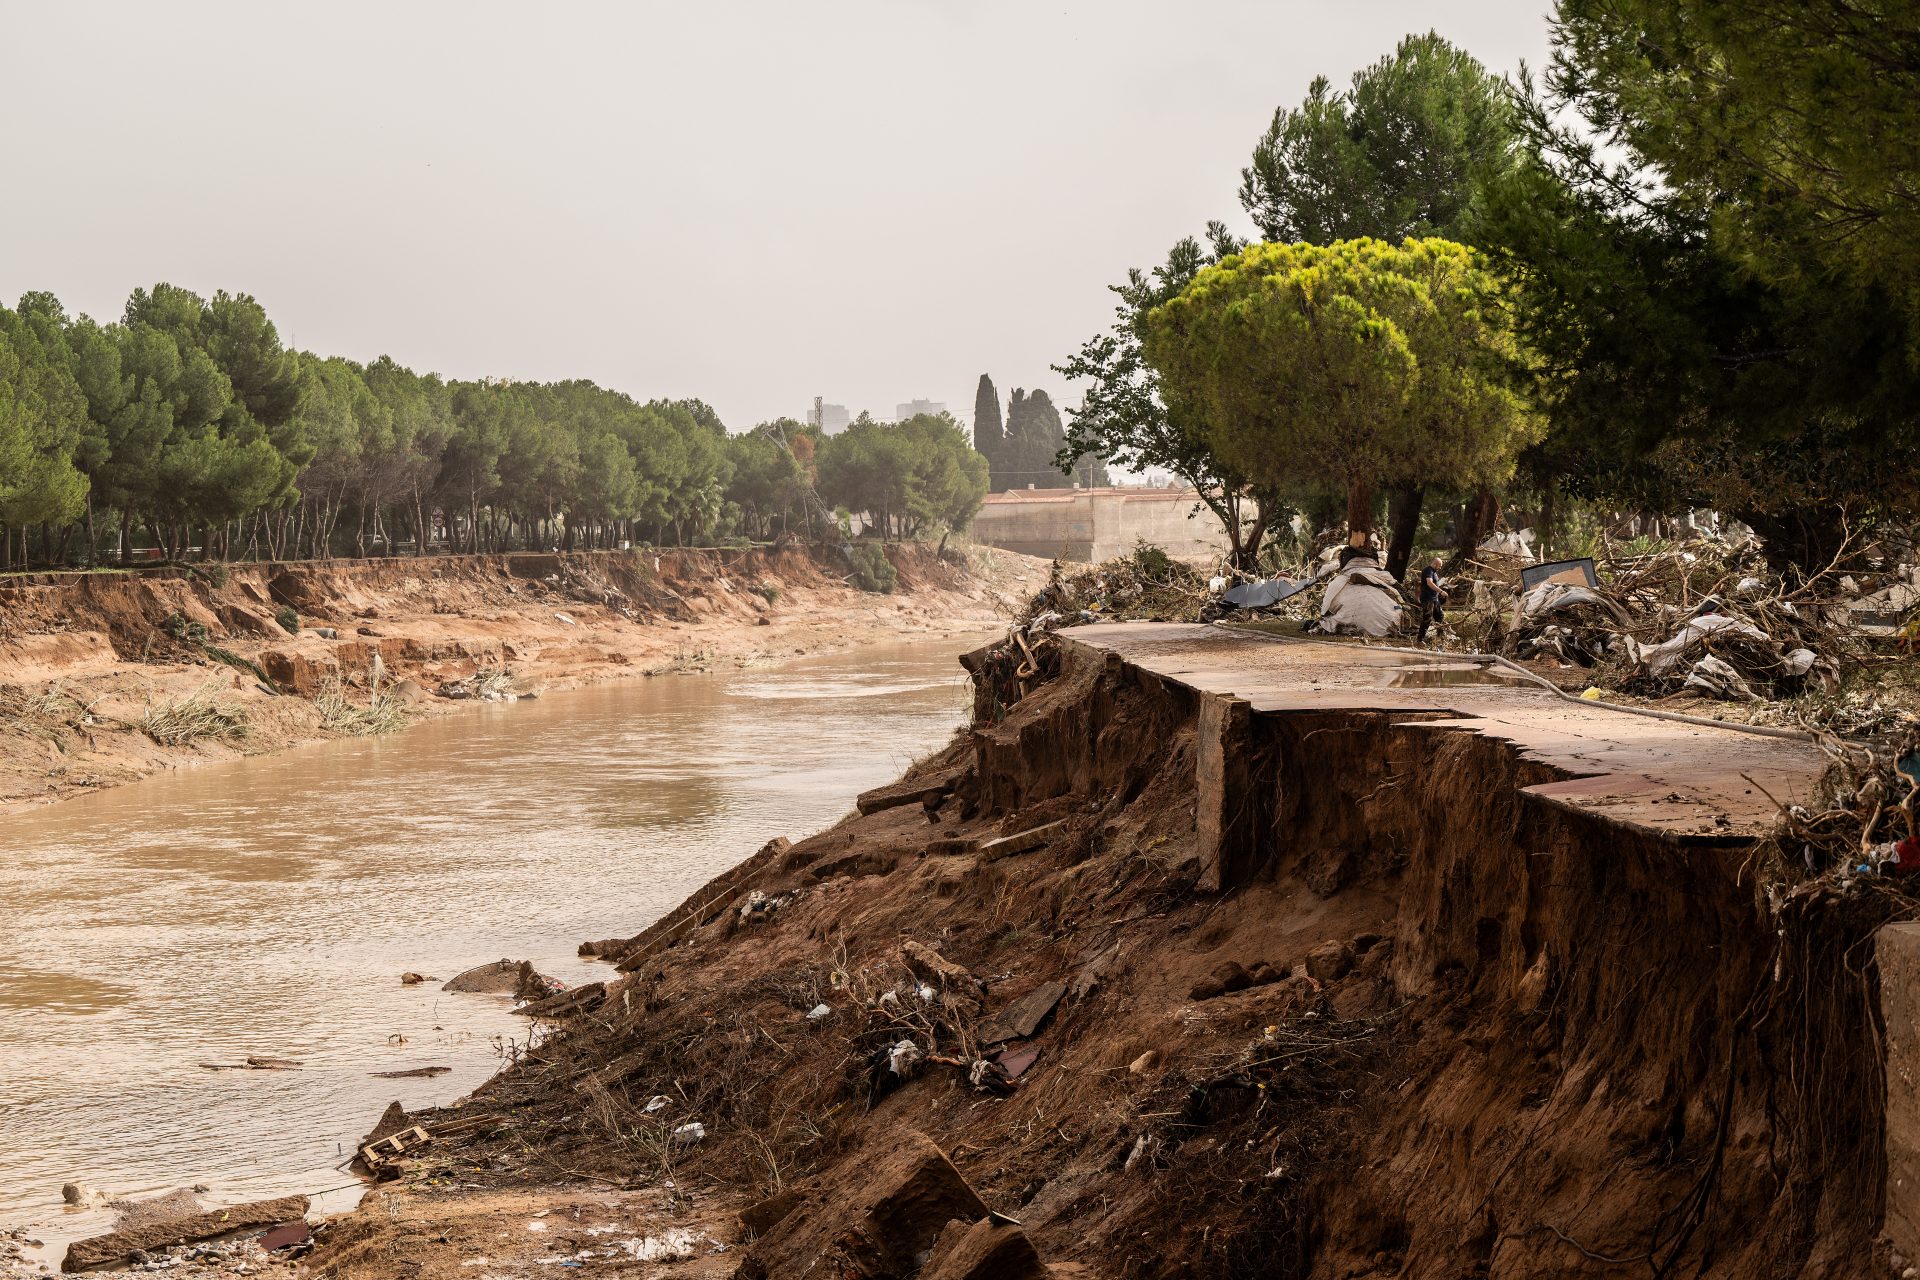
[
  {"xmin": 1014, "ymin": 545, "xmax": 1210, "ymax": 632},
  {"xmin": 435, "ymin": 666, "xmax": 520, "ymax": 701},
  {"xmin": 1473, "ymin": 534, "xmax": 1869, "ymax": 703}
]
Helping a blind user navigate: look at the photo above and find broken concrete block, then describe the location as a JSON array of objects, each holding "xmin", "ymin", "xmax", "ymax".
[
  {"xmin": 64, "ymin": 1195, "xmax": 310, "ymax": 1272},
  {"xmin": 442, "ymin": 959, "xmax": 530, "ymax": 994},
  {"xmin": 1304, "ymin": 941, "xmax": 1355, "ymax": 982},
  {"xmin": 1196, "ymin": 692, "xmax": 1261, "ymax": 892},
  {"xmin": 979, "ymin": 980, "xmax": 1068, "ymax": 1044},
  {"xmin": 921, "ymin": 1217, "xmax": 1047, "ymax": 1280},
  {"xmin": 857, "ymin": 775, "xmax": 958, "ymax": 816},
  {"xmin": 731, "ymin": 1130, "xmax": 987, "ymax": 1279},
  {"xmin": 977, "ymin": 821, "xmax": 1066, "ymax": 863},
  {"xmin": 902, "ymin": 941, "xmax": 979, "ymax": 993}
]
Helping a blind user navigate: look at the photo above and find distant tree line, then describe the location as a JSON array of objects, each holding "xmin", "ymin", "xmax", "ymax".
[{"xmin": 0, "ymin": 285, "xmax": 991, "ymax": 566}]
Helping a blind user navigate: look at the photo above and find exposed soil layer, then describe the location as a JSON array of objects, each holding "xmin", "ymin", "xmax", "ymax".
[
  {"xmin": 303, "ymin": 625, "xmax": 1892, "ymax": 1278},
  {"xmin": 0, "ymin": 545, "xmax": 1044, "ymax": 812}
]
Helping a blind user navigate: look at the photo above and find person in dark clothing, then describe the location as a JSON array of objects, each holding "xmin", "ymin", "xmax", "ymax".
[{"xmin": 1416, "ymin": 556, "xmax": 1448, "ymax": 641}]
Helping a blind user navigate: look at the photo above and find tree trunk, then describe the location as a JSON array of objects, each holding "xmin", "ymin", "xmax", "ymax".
[
  {"xmin": 1345, "ymin": 477, "xmax": 1375, "ymax": 536},
  {"xmin": 1456, "ymin": 487, "xmax": 1499, "ymax": 560},
  {"xmin": 1385, "ymin": 484, "xmax": 1426, "ymax": 582}
]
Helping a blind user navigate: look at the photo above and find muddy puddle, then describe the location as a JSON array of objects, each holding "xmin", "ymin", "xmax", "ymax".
[
  {"xmin": 0, "ymin": 639, "xmax": 979, "ymax": 1252},
  {"xmin": 1379, "ymin": 662, "xmax": 1533, "ymax": 688}
]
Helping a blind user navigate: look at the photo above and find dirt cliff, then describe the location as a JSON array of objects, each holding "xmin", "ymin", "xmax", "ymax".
[
  {"xmin": 301, "ymin": 626, "xmax": 1894, "ymax": 1279},
  {"xmin": 0, "ymin": 545, "xmax": 1043, "ymax": 812}
]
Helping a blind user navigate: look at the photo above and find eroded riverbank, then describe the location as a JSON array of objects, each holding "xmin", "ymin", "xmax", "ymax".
[
  {"xmin": 0, "ymin": 639, "xmax": 987, "ymax": 1268},
  {"xmin": 0, "ymin": 545, "xmax": 1046, "ymax": 813}
]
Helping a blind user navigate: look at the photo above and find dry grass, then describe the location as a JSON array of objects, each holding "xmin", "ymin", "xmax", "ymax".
[
  {"xmin": 139, "ymin": 681, "xmax": 250, "ymax": 745},
  {"xmin": 0, "ymin": 682, "xmax": 96, "ymax": 744},
  {"xmin": 315, "ymin": 679, "xmax": 410, "ymax": 736}
]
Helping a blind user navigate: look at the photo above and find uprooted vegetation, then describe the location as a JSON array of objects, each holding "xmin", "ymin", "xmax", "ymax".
[
  {"xmin": 137, "ymin": 681, "xmax": 250, "ymax": 746},
  {"xmin": 323, "ymin": 629, "xmax": 1908, "ymax": 1279},
  {"xmin": 313, "ymin": 679, "xmax": 410, "ymax": 736}
]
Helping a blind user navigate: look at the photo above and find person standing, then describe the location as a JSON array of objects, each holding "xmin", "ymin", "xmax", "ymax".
[{"xmin": 1417, "ymin": 556, "xmax": 1448, "ymax": 641}]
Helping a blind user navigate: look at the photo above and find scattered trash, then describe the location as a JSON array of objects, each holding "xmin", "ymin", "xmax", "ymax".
[
  {"xmin": 644, "ymin": 1095, "xmax": 673, "ymax": 1113},
  {"xmin": 669, "ymin": 1122, "xmax": 706, "ymax": 1149},
  {"xmin": 1478, "ymin": 529, "xmax": 1537, "ymax": 561},
  {"xmin": 887, "ymin": 1039, "xmax": 925, "ymax": 1078},
  {"xmin": 436, "ymin": 667, "xmax": 520, "ymax": 702},
  {"xmin": 1519, "ymin": 557, "xmax": 1598, "ymax": 590},
  {"xmin": 996, "ymin": 1045, "xmax": 1042, "ymax": 1080},
  {"xmin": 1682, "ymin": 654, "xmax": 1758, "ymax": 701},
  {"xmin": 1123, "ymin": 1133, "xmax": 1161, "ymax": 1173},
  {"xmin": 805, "ymin": 1003, "xmax": 833, "ymax": 1021},
  {"xmin": 1221, "ymin": 571, "xmax": 1323, "ymax": 609},
  {"xmin": 63, "ymin": 1194, "xmax": 311, "ymax": 1272},
  {"xmin": 357, "ymin": 1125, "xmax": 431, "ymax": 1177},
  {"xmin": 619, "ymin": 1230, "xmax": 701, "ymax": 1262},
  {"xmin": 257, "ymin": 1222, "xmax": 310, "ymax": 1252}
]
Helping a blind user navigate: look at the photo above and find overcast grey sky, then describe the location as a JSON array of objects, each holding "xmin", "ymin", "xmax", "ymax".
[{"xmin": 0, "ymin": 1, "xmax": 1554, "ymax": 431}]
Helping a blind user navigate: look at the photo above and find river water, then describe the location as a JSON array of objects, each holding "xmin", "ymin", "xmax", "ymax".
[{"xmin": 0, "ymin": 639, "xmax": 978, "ymax": 1247}]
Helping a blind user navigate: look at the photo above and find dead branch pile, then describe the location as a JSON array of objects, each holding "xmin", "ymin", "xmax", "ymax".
[{"xmin": 1015, "ymin": 546, "xmax": 1211, "ymax": 631}]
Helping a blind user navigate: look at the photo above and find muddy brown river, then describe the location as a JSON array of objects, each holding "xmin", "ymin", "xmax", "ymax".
[{"xmin": 0, "ymin": 639, "xmax": 978, "ymax": 1250}]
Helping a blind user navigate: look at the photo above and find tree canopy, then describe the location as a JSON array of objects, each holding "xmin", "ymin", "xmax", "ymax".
[
  {"xmin": 1240, "ymin": 31, "xmax": 1521, "ymax": 246},
  {"xmin": 1469, "ymin": 5, "xmax": 1920, "ymax": 564},
  {"xmin": 1549, "ymin": 0, "xmax": 1920, "ymax": 315},
  {"xmin": 1143, "ymin": 237, "xmax": 1540, "ymax": 537},
  {"xmin": 816, "ymin": 412, "xmax": 989, "ymax": 541}
]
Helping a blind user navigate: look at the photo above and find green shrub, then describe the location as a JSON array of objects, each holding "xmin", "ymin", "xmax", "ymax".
[
  {"xmin": 754, "ymin": 583, "xmax": 780, "ymax": 604},
  {"xmin": 195, "ymin": 562, "xmax": 230, "ymax": 588},
  {"xmin": 848, "ymin": 543, "xmax": 898, "ymax": 594},
  {"xmin": 160, "ymin": 611, "xmax": 211, "ymax": 643},
  {"xmin": 1130, "ymin": 540, "xmax": 1175, "ymax": 582},
  {"xmin": 274, "ymin": 604, "xmax": 299, "ymax": 634}
]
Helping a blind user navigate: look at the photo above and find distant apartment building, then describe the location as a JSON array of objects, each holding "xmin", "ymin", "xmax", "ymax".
[
  {"xmin": 807, "ymin": 396, "xmax": 851, "ymax": 436},
  {"xmin": 894, "ymin": 398, "xmax": 947, "ymax": 421}
]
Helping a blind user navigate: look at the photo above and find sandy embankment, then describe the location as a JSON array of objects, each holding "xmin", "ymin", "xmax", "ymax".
[{"xmin": 0, "ymin": 544, "xmax": 1047, "ymax": 813}]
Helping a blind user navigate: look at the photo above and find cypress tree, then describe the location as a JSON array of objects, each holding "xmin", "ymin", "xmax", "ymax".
[{"xmin": 972, "ymin": 374, "xmax": 1003, "ymax": 490}]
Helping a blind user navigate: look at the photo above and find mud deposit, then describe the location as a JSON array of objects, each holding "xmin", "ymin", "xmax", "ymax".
[{"xmin": 0, "ymin": 640, "xmax": 977, "ymax": 1257}]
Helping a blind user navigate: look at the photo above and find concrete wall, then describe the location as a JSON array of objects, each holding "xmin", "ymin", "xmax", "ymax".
[{"xmin": 969, "ymin": 487, "xmax": 1229, "ymax": 563}]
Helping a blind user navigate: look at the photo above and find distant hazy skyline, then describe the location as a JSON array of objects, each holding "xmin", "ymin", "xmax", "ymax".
[{"xmin": 1, "ymin": 1, "xmax": 1554, "ymax": 431}]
